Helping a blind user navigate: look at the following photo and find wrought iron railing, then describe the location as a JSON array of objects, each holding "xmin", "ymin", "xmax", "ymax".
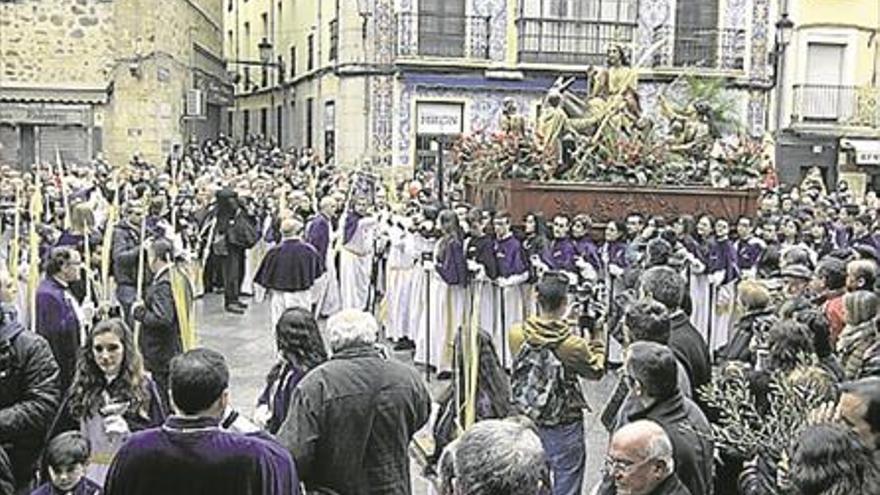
[
  {"xmin": 792, "ymin": 84, "xmax": 880, "ymax": 127},
  {"xmin": 651, "ymin": 25, "xmax": 746, "ymax": 70},
  {"xmin": 396, "ymin": 12, "xmax": 491, "ymax": 60},
  {"xmin": 516, "ymin": 17, "xmax": 636, "ymax": 66}
]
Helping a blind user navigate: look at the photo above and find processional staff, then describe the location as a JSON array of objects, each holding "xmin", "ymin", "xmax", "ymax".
[{"xmin": 133, "ymin": 191, "xmax": 151, "ymax": 343}]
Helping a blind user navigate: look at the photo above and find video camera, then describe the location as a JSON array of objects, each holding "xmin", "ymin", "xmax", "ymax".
[{"xmin": 568, "ymin": 277, "xmax": 607, "ymax": 338}]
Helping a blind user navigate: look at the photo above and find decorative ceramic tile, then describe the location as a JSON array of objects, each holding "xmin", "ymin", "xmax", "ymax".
[
  {"xmin": 725, "ymin": 0, "xmax": 749, "ymax": 29},
  {"xmin": 750, "ymin": 0, "xmax": 770, "ymax": 80}
]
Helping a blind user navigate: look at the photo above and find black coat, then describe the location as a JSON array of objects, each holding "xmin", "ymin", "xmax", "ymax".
[
  {"xmin": 133, "ymin": 266, "xmax": 185, "ymax": 374},
  {"xmin": 277, "ymin": 345, "xmax": 431, "ymax": 495},
  {"xmin": 0, "ymin": 314, "xmax": 61, "ymax": 489},
  {"xmin": 668, "ymin": 311, "xmax": 712, "ymax": 402},
  {"xmin": 601, "ymin": 391, "xmax": 714, "ymax": 495},
  {"xmin": 111, "ymin": 222, "xmax": 143, "ymax": 287},
  {"xmin": 650, "ymin": 475, "xmax": 693, "ymax": 495},
  {"xmin": 0, "ymin": 446, "xmax": 14, "ymax": 495}
]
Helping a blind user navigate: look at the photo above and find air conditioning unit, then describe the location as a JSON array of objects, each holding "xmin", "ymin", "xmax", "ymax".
[{"xmin": 185, "ymin": 89, "xmax": 205, "ymax": 118}]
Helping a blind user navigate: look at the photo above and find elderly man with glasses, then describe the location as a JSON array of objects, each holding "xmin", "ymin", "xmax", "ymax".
[{"xmin": 603, "ymin": 420, "xmax": 690, "ymax": 495}]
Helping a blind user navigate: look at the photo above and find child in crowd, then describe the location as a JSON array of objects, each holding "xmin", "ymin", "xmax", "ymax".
[{"xmin": 31, "ymin": 432, "xmax": 102, "ymax": 495}]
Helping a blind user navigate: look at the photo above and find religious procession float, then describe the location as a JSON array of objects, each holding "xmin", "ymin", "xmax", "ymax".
[{"xmin": 459, "ymin": 45, "xmax": 770, "ymax": 224}]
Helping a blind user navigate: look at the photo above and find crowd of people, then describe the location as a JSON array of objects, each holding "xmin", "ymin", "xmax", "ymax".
[{"xmin": 0, "ymin": 135, "xmax": 879, "ymax": 495}]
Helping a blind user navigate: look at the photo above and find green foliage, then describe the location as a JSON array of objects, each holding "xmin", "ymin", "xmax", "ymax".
[{"xmin": 700, "ymin": 360, "xmax": 832, "ymax": 462}]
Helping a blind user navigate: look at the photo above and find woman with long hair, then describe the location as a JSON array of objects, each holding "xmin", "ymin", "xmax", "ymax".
[
  {"xmin": 48, "ymin": 318, "xmax": 165, "ymax": 486},
  {"xmin": 790, "ymin": 423, "xmax": 880, "ymax": 495},
  {"xmin": 424, "ymin": 209, "xmax": 467, "ymax": 376},
  {"xmin": 255, "ymin": 307, "xmax": 327, "ymax": 434},
  {"xmin": 522, "ymin": 211, "xmax": 550, "ymax": 318}
]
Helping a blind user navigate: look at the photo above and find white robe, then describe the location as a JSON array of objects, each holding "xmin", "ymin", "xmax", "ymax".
[
  {"xmin": 709, "ymin": 279, "xmax": 737, "ymax": 353},
  {"xmin": 313, "ymin": 228, "xmax": 341, "ymax": 319},
  {"xmin": 383, "ymin": 224, "xmax": 416, "ymax": 340},
  {"xmin": 339, "ymin": 214, "xmax": 376, "ymax": 311},
  {"xmin": 424, "ymin": 273, "xmax": 465, "ymax": 373},
  {"xmin": 267, "ymin": 288, "xmax": 314, "ymax": 328},
  {"xmin": 495, "ymin": 276, "xmax": 528, "ymax": 369},
  {"xmin": 409, "ymin": 234, "xmax": 436, "ymax": 366},
  {"xmin": 689, "ymin": 272, "xmax": 710, "ymax": 339}
]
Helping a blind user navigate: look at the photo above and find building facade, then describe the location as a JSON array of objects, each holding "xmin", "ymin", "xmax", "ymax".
[
  {"xmin": 0, "ymin": 0, "xmax": 231, "ymax": 168},
  {"xmin": 774, "ymin": 0, "xmax": 880, "ymax": 194},
  {"xmin": 227, "ymin": 0, "xmax": 776, "ymax": 173}
]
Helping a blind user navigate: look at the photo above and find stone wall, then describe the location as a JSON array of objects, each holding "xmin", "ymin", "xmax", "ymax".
[
  {"xmin": 0, "ymin": 0, "xmax": 116, "ymax": 85},
  {"xmin": 0, "ymin": 0, "xmax": 225, "ymax": 167}
]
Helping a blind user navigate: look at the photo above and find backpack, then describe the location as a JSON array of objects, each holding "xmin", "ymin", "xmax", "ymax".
[{"xmin": 511, "ymin": 340, "xmax": 578, "ymax": 426}]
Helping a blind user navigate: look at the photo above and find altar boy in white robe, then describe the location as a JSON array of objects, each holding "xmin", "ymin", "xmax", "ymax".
[
  {"xmin": 339, "ymin": 195, "xmax": 376, "ymax": 311},
  {"xmin": 383, "ymin": 204, "xmax": 418, "ymax": 343}
]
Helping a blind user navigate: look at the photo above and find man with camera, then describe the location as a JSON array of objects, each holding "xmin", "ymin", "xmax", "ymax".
[{"xmin": 509, "ymin": 273, "xmax": 606, "ymax": 495}]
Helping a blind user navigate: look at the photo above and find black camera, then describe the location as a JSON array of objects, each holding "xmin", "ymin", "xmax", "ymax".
[{"xmin": 569, "ymin": 279, "xmax": 606, "ymax": 338}]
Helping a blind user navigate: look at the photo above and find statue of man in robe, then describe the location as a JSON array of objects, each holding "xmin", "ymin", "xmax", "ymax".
[{"xmin": 500, "ymin": 98, "xmax": 526, "ymax": 139}]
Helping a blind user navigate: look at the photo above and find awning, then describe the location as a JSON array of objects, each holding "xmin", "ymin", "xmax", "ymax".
[
  {"xmin": 841, "ymin": 138, "xmax": 880, "ymax": 166},
  {"xmin": 0, "ymin": 83, "xmax": 111, "ymax": 105}
]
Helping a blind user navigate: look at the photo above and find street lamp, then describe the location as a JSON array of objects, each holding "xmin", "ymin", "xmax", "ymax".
[
  {"xmin": 775, "ymin": 13, "xmax": 794, "ymax": 48},
  {"xmin": 773, "ymin": 12, "xmax": 795, "ymax": 134},
  {"xmin": 229, "ymin": 38, "xmax": 287, "ymax": 145},
  {"xmin": 258, "ymin": 37, "xmax": 273, "ymax": 65}
]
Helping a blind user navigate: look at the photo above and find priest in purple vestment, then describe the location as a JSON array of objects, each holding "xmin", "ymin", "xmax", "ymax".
[
  {"xmin": 254, "ymin": 217, "xmax": 323, "ymax": 326},
  {"xmin": 103, "ymin": 349, "xmax": 298, "ymax": 495},
  {"xmin": 36, "ymin": 247, "xmax": 85, "ymax": 393}
]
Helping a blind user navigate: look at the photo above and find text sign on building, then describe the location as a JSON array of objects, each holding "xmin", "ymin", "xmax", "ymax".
[
  {"xmin": 416, "ymin": 102, "xmax": 464, "ymax": 135},
  {"xmin": 0, "ymin": 104, "xmax": 88, "ymax": 125},
  {"xmin": 855, "ymin": 143, "xmax": 880, "ymax": 165}
]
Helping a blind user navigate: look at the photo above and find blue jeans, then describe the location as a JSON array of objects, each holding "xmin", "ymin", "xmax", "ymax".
[{"xmin": 537, "ymin": 421, "xmax": 586, "ymax": 495}]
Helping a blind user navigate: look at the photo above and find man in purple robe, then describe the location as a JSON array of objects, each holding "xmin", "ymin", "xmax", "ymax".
[
  {"xmin": 306, "ymin": 196, "xmax": 341, "ymax": 318},
  {"xmin": 706, "ymin": 219, "xmax": 741, "ymax": 352},
  {"xmin": 103, "ymin": 349, "xmax": 298, "ymax": 495},
  {"xmin": 255, "ymin": 217, "xmax": 323, "ymax": 326},
  {"xmin": 36, "ymin": 247, "xmax": 84, "ymax": 393},
  {"xmin": 493, "ymin": 212, "xmax": 531, "ymax": 366},
  {"xmin": 572, "ymin": 214, "xmax": 601, "ymax": 275},
  {"xmin": 540, "ymin": 215, "xmax": 578, "ymax": 277},
  {"xmin": 734, "ymin": 216, "xmax": 764, "ymax": 275}
]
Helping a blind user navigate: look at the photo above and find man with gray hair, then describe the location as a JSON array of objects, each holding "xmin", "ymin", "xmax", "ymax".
[
  {"xmin": 448, "ymin": 419, "xmax": 551, "ymax": 495},
  {"xmin": 605, "ymin": 420, "xmax": 690, "ymax": 495},
  {"xmin": 278, "ymin": 309, "xmax": 431, "ymax": 494},
  {"xmin": 597, "ymin": 341, "xmax": 712, "ymax": 495},
  {"xmin": 254, "ymin": 215, "xmax": 323, "ymax": 326}
]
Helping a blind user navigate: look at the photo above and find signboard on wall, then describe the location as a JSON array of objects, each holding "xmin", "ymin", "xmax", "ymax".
[
  {"xmin": 844, "ymin": 139, "xmax": 880, "ymax": 166},
  {"xmin": 0, "ymin": 104, "xmax": 89, "ymax": 126},
  {"xmin": 416, "ymin": 102, "xmax": 463, "ymax": 135}
]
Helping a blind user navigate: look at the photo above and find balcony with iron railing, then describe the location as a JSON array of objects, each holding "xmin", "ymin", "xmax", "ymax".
[
  {"xmin": 516, "ymin": 19, "xmax": 745, "ymax": 71},
  {"xmin": 652, "ymin": 25, "xmax": 746, "ymax": 70},
  {"xmin": 395, "ymin": 12, "xmax": 491, "ymax": 60},
  {"xmin": 516, "ymin": 17, "xmax": 637, "ymax": 66},
  {"xmin": 792, "ymin": 84, "xmax": 880, "ymax": 128}
]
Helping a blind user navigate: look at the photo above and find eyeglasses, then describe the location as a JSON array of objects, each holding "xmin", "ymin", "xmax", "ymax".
[{"xmin": 603, "ymin": 455, "xmax": 653, "ymax": 475}]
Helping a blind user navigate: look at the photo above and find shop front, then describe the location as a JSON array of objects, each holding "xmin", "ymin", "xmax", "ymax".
[{"xmin": 0, "ymin": 86, "xmax": 108, "ymax": 169}]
